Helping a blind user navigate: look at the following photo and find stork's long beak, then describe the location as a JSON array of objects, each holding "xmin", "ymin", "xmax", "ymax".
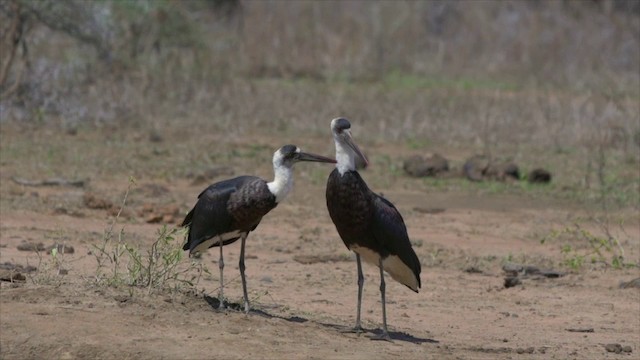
[
  {"xmin": 296, "ymin": 152, "xmax": 337, "ymax": 164},
  {"xmin": 343, "ymin": 131, "xmax": 369, "ymax": 167}
]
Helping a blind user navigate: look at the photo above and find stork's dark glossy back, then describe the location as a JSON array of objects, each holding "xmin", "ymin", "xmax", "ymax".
[
  {"xmin": 182, "ymin": 176, "xmax": 277, "ymax": 253},
  {"xmin": 326, "ymin": 167, "xmax": 421, "ymax": 291}
]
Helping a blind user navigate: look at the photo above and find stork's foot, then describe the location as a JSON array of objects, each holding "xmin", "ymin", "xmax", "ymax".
[
  {"xmin": 243, "ymin": 301, "xmax": 251, "ymax": 315},
  {"xmin": 216, "ymin": 296, "xmax": 226, "ymax": 311},
  {"xmin": 368, "ymin": 331, "xmax": 393, "ymax": 342}
]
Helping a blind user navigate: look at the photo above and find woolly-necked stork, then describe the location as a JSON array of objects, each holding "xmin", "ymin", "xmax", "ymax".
[
  {"xmin": 182, "ymin": 145, "xmax": 335, "ymax": 313},
  {"xmin": 325, "ymin": 118, "xmax": 421, "ymax": 341}
]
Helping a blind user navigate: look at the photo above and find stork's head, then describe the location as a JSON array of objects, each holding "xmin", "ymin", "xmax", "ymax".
[
  {"xmin": 273, "ymin": 144, "xmax": 336, "ymax": 169},
  {"xmin": 330, "ymin": 118, "xmax": 369, "ymax": 173}
]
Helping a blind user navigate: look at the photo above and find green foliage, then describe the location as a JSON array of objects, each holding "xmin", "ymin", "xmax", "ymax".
[
  {"xmin": 124, "ymin": 225, "xmax": 206, "ymax": 293},
  {"xmin": 405, "ymin": 137, "xmax": 431, "ymax": 150},
  {"xmin": 542, "ymin": 222, "xmax": 635, "ymax": 270},
  {"xmin": 91, "ymin": 177, "xmax": 207, "ymax": 294},
  {"xmin": 383, "ymin": 72, "xmax": 520, "ymax": 92}
]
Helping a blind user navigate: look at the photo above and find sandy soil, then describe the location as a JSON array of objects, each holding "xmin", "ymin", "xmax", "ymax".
[{"xmin": 1, "ymin": 132, "xmax": 639, "ymax": 360}]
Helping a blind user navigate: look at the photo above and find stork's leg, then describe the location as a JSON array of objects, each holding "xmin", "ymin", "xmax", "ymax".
[
  {"xmin": 369, "ymin": 257, "xmax": 392, "ymax": 342},
  {"xmin": 238, "ymin": 232, "xmax": 250, "ymax": 314},
  {"xmin": 217, "ymin": 236, "xmax": 225, "ymax": 310},
  {"xmin": 355, "ymin": 254, "xmax": 364, "ymax": 332},
  {"xmin": 342, "ymin": 254, "xmax": 364, "ymax": 334}
]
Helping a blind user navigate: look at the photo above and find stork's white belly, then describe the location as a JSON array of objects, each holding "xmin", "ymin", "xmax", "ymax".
[
  {"xmin": 193, "ymin": 230, "xmax": 243, "ymax": 254},
  {"xmin": 350, "ymin": 244, "xmax": 419, "ymax": 292}
]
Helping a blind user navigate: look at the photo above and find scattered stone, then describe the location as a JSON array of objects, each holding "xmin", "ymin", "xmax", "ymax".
[
  {"xmin": 0, "ymin": 262, "xmax": 37, "ymax": 273},
  {"xmin": 17, "ymin": 242, "xmax": 46, "ymax": 252},
  {"xmin": 403, "ymin": 153, "xmax": 449, "ymax": 177},
  {"xmin": 516, "ymin": 347, "xmax": 535, "ymax": 354},
  {"xmin": 622, "ymin": 346, "xmax": 632, "ymax": 353},
  {"xmin": 605, "ymin": 343, "xmax": 623, "ymax": 353},
  {"xmin": 503, "ymin": 263, "xmax": 565, "ymax": 288},
  {"xmin": 0, "ymin": 269, "xmax": 26, "ymax": 282},
  {"xmin": 463, "ymin": 155, "xmax": 523, "ymax": 182},
  {"xmin": 528, "ymin": 168, "xmax": 552, "ymax": 184},
  {"xmin": 464, "ymin": 266, "xmax": 483, "ymax": 274},
  {"xmin": 463, "ymin": 155, "xmax": 490, "ymax": 181},
  {"xmin": 619, "ymin": 277, "xmax": 640, "ymax": 289},
  {"xmin": 504, "ymin": 277, "xmax": 521, "ymax": 288},
  {"xmin": 566, "ymin": 328, "xmax": 594, "ymax": 333},
  {"xmin": 114, "ymin": 295, "xmax": 130, "ymax": 303},
  {"xmin": 83, "ymin": 192, "xmax": 114, "ymax": 210},
  {"xmin": 486, "ymin": 162, "xmax": 520, "ymax": 181},
  {"xmin": 502, "ymin": 263, "xmax": 565, "ymax": 278}
]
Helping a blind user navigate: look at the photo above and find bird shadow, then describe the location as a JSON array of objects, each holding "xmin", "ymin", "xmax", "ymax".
[
  {"xmin": 203, "ymin": 295, "xmax": 308, "ymax": 323},
  {"xmin": 318, "ymin": 322, "xmax": 438, "ymax": 345},
  {"xmin": 202, "ymin": 295, "xmax": 437, "ymax": 344}
]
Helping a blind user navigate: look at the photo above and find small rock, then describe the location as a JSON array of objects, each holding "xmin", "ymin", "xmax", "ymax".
[
  {"xmin": 605, "ymin": 343, "xmax": 623, "ymax": 353},
  {"xmin": 463, "ymin": 155, "xmax": 490, "ymax": 181},
  {"xmin": 528, "ymin": 168, "xmax": 552, "ymax": 184},
  {"xmin": 504, "ymin": 276, "xmax": 521, "ymax": 288},
  {"xmin": 622, "ymin": 345, "xmax": 632, "ymax": 353},
  {"xmin": 0, "ymin": 269, "xmax": 26, "ymax": 282},
  {"xmin": 83, "ymin": 192, "xmax": 113, "ymax": 210},
  {"xmin": 0, "ymin": 262, "xmax": 37, "ymax": 273},
  {"xmin": 516, "ymin": 347, "xmax": 534, "ymax": 354},
  {"xmin": 464, "ymin": 266, "xmax": 483, "ymax": 274},
  {"xmin": 114, "ymin": 295, "xmax": 130, "ymax": 303},
  {"xmin": 486, "ymin": 162, "xmax": 520, "ymax": 181},
  {"xmin": 619, "ymin": 277, "xmax": 640, "ymax": 289},
  {"xmin": 403, "ymin": 153, "xmax": 449, "ymax": 177},
  {"xmin": 17, "ymin": 242, "xmax": 46, "ymax": 252}
]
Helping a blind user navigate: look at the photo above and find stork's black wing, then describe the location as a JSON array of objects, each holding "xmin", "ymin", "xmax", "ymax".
[
  {"xmin": 182, "ymin": 176, "xmax": 258, "ymax": 252},
  {"xmin": 371, "ymin": 194, "xmax": 422, "ymax": 291}
]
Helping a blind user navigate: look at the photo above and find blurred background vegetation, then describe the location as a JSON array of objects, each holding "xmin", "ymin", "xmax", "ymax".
[{"xmin": 0, "ymin": 0, "xmax": 638, "ymax": 150}]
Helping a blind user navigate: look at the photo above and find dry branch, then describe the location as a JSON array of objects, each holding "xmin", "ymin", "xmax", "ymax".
[{"xmin": 11, "ymin": 176, "xmax": 87, "ymax": 188}]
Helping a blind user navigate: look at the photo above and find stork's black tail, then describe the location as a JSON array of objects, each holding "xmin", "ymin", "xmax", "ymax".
[{"xmin": 181, "ymin": 207, "xmax": 195, "ymax": 251}]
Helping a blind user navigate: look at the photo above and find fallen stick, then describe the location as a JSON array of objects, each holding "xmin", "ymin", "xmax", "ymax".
[{"xmin": 11, "ymin": 176, "xmax": 87, "ymax": 188}]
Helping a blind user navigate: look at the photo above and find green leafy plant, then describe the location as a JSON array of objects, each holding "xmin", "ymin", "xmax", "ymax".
[
  {"xmin": 124, "ymin": 225, "xmax": 207, "ymax": 294},
  {"xmin": 542, "ymin": 222, "xmax": 634, "ymax": 270},
  {"xmin": 90, "ymin": 177, "xmax": 208, "ymax": 294}
]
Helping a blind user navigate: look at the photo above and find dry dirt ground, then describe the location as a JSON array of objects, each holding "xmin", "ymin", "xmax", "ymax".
[{"xmin": 0, "ymin": 126, "xmax": 639, "ymax": 360}]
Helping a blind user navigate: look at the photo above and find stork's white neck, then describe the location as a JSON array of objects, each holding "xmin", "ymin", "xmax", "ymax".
[
  {"xmin": 267, "ymin": 164, "xmax": 293, "ymax": 203},
  {"xmin": 334, "ymin": 137, "xmax": 355, "ymax": 175}
]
